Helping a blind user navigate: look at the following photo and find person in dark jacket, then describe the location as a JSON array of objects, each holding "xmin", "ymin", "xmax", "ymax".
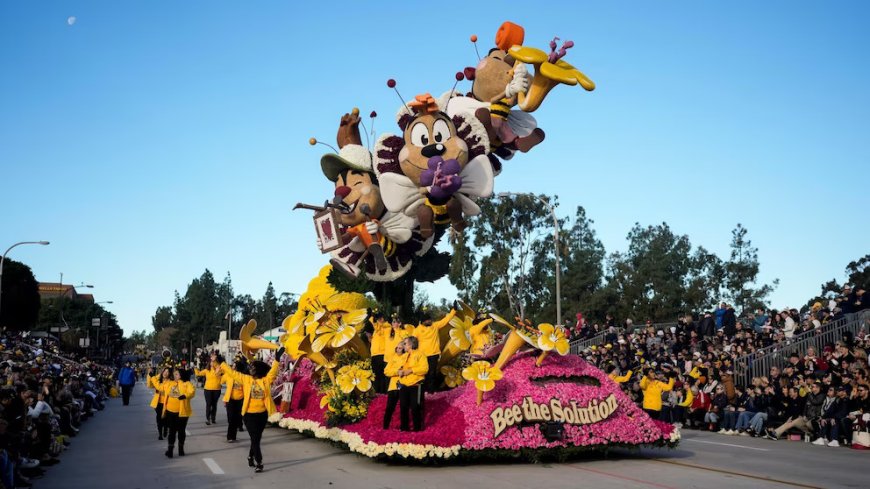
[
  {"xmin": 721, "ymin": 305, "xmax": 737, "ymax": 337},
  {"xmin": 118, "ymin": 362, "xmax": 137, "ymax": 406},
  {"xmin": 814, "ymin": 386, "xmax": 843, "ymax": 445},
  {"xmin": 698, "ymin": 312, "xmax": 716, "ymax": 339},
  {"xmin": 767, "ymin": 386, "xmax": 811, "ymax": 439}
]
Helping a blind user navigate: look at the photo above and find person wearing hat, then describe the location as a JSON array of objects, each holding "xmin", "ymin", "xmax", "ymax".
[
  {"xmin": 162, "ymin": 368, "xmax": 196, "ymax": 457},
  {"xmin": 640, "ymin": 367, "xmax": 674, "ymax": 420},
  {"xmin": 219, "ymin": 347, "xmax": 284, "ymax": 473},
  {"xmin": 413, "ymin": 308, "xmax": 456, "ymax": 393},
  {"xmin": 317, "ymin": 110, "xmax": 416, "ymax": 280}
]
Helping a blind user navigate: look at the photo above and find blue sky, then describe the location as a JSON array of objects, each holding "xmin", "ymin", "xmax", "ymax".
[{"xmin": 2, "ymin": 1, "xmax": 868, "ymax": 335}]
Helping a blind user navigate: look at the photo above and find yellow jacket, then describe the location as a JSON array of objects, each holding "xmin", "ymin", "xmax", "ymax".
[
  {"xmin": 220, "ymin": 361, "xmax": 280, "ymax": 415},
  {"xmin": 148, "ymin": 375, "xmax": 167, "ymax": 408},
  {"xmin": 414, "ymin": 310, "xmax": 456, "ymax": 357},
  {"xmin": 161, "ymin": 381, "xmax": 196, "ymax": 417},
  {"xmin": 194, "ymin": 367, "xmax": 223, "ymax": 391},
  {"xmin": 639, "ymin": 376, "xmax": 674, "ymax": 411},
  {"xmin": 222, "ymin": 372, "xmax": 245, "ymax": 402},
  {"xmin": 384, "ymin": 353, "xmax": 406, "ymax": 391},
  {"xmin": 384, "ymin": 326, "xmax": 414, "ymax": 362},
  {"xmin": 678, "ymin": 388, "xmax": 694, "ymax": 407},
  {"xmin": 390, "ymin": 349, "xmax": 429, "ymax": 388},
  {"xmin": 370, "ymin": 320, "xmax": 389, "ymax": 356},
  {"xmin": 609, "ymin": 370, "xmax": 633, "ymax": 384}
]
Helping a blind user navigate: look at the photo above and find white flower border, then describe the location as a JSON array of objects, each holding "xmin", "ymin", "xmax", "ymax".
[{"xmin": 271, "ymin": 414, "xmax": 461, "ymax": 460}]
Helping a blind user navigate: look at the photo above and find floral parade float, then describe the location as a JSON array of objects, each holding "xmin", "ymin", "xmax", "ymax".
[{"xmin": 261, "ymin": 21, "xmax": 679, "ymax": 462}]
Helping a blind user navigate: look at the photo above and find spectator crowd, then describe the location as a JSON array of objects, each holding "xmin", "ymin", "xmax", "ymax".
[
  {"xmin": 0, "ymin": 331, "xmax": 117, "ymax": 489},
  {"xmin": 574, "ymin": 285, "xmax": 870, "ymax": 449}
]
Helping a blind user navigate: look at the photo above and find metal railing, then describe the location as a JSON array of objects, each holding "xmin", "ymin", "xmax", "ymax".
[
  {"xmin": 734, "ymin": 310, "xmax": 870, "ymax": 387},
  {"xmin": 568, "ymin": 320, "xmax": 684, "ymax": 355}
]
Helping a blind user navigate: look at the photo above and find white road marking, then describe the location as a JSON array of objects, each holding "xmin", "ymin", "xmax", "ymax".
[
  {"xmin": 683, "ymin": 438, "xmax": 770, "ymax": 451},
  {"xmin": 203, "ymin": 458, "xmax": 224, "ymax": 475}
]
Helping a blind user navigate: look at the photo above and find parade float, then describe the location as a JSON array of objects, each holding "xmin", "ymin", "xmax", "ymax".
[{"xmin": 263, "ymin": 21, "xmax": 679, "ymax": 462}]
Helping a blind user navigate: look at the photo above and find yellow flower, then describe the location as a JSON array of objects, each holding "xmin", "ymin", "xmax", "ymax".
[
  {"xmin": 319, "ymin": 391, "xmax": 336, "ymax": 412},
  {"xmin": 312, "ymin": 316, "xmax": 358, "ymax": 352},
  {"xmin": 447, "ymin": 315, "xmax": 473, "ymax": 350},
  {"xmin": 536, "ymin": 323, "xmax": 570, "ymax": 355},
  {"xmin": 282, "ymin": 333, "xmax": 307, "ymax": 359},
  {"xmin": 336, "ymin": 366, "xmax": 373, "ymax": 394},
  {"xmin": 440, "ymin": 365, "xmax": 465, "ymax": 388},
  {"xmin": 462, "ymin": 361, "xmax": 503, "ymax": 392}
]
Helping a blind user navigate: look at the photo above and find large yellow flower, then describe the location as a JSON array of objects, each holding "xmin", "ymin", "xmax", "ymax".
[
  {"xmin": 462, "ymin": 361, "xmax": 503, "ymax": 393},
  {"xmin": 336, "ymin": 366, "xmax": 373, "ymax": 394},
  {"xmin": 441, "ymin": 365, "xmax": 465, "ymax": 388},
  {"xmin": 447, "ymin": 315, "xmax": 474, "ymax": 350},
  {"xmin": 536, "ymin": 323, "xmax": 570, "ymax": 355},
  {"xmin": 312, "ymin": 316, "xmax": 357, "ymax": 352}
]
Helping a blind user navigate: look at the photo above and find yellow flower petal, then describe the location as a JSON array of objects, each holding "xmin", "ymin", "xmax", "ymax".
[{"xmin": 508, "ymin": 45, "xmax": 548, "ymax": 63}]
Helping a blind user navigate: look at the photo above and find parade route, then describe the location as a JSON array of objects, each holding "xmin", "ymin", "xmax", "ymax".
[{"xmin": 36, "ymin": 384, "xmax": 868, "ymax": 489}]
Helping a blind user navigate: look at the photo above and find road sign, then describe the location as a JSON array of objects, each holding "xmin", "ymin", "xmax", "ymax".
[
  {"xmin": 91, "ymin": 318, "xmax": 101, "ymax": 327},
  {"xmin": 50, "ymin": 326, "xmax": 70, "ymax": 333},
  {"xmin": 79, "ymin": 338, "xmax": 90, "ymax": 347}
]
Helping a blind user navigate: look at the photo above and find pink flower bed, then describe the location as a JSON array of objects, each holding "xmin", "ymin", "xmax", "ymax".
[{"xmin": 281, "ymin": 352, "xmax": 676, "ymax": 458}]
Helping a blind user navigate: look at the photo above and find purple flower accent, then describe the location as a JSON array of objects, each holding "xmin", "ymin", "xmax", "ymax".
[
  {"xmin": 425, "ymin": 157, "xmax": 462, "ymax": 200},
  {"xmin": 548, "ymin": 37, "xmax": 574, "ymax": 63}
]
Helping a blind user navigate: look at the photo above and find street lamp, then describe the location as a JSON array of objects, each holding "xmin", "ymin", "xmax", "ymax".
[
  {"xmin": 497, "ymin": 192, "xmax": 562, "ymax": 327},
  {"xmin": 0, "ymin": 241, "xmax": 50, "ymax": 328}
]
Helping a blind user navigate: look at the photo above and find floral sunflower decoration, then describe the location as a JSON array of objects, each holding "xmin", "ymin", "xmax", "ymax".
[
  {"xmin": 336, "ymin": 365, "xmax": 373, "ymax": 394},
  {"xmin": 534, "ymin": 322, "xmax": 570, "ymax": 366},
  {"xmin": 440, "ymin": 365, "xmax": 466, "ymax": 388}
]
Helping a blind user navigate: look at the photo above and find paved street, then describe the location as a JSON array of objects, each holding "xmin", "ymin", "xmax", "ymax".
[{"xmin": 37, "ymin": 383, "xmax": 867, "ymax": 489}]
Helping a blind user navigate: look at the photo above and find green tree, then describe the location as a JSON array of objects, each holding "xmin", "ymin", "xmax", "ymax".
[
  {"xmin": 553, "ymin": 206, "xmax": 606, "ymax": 323},
  {"xmin": 254, "ymin": 282, "xmax": 278, "ymax": 333},
  {"xmin": 724, "ymin": 224, "xmax": 778, "ymax": 314},
  {"xmin": 151, "ymin": 306, "xmax": 174, "ymax": 331},
  {"xmin": 0, "ymin": 258, "xmax": 40, "ymax": 330}
]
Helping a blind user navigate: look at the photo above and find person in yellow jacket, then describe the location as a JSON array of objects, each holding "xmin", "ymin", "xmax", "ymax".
[
  {"xmin": 148, "ymin": 366, "xmax": 172, "ymax": 440},
  {"xmin": 383, "ymin": 315, "xmax": 413, "ymax": 364},
  {"xmin": 222, "ymin": 356, "xmax": 247, "ymax": 442},
  {"xmin": 639, "ymin": 368, "xmax": 675, "ymax": 420},
  {"xmin": 382, "ymin": 341, "xmax": 406, "ymax": 429},
  {"xmin": 414, "ymin": 309, "xmax": 455, "ymax": 393},
  {"xmin": 161, "ymin": 369, "xmax": 196, "ymax": 458},
  {"xmin": 395, "ymin": 337, "xmax": 429, "ymax": 431},
  {"xmin": 605, "ymin": 365, "xmax": 633, "ymax": 384},
  {"xmin": 369, "ymin": 313, "xmax": 389, "ymax": 394},
  {"xmin": 219, "ymin": 348, "xmax": 282, "ymax": 473},
  {"xmin": 194, "ymin": 354, "xmax": 223, "ymax": 425}
]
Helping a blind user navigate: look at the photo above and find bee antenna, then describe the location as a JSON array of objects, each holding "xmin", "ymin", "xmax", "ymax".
[
  {"xmin": 387, "ymin": 79, "xmax": 412, "ymax": 115},
  {"xmin": 358, "ymin": 117, "xmax": 372, "ymax": 152},
  {"xmin": 470, "ymin": 34, "xmax": 481, "ymax": 60},
  {"xmin": 308, "ymin": 138, "xmax": 338, "ymax": 153},
  {"xmin": 445, "ymin": 72, "xmax": 465, "ymax": 113}
]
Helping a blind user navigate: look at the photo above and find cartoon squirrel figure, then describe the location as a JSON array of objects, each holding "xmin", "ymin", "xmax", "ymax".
[{"xmin": 375, "ymin": 92, "xmax": 493, "ymax": 239}]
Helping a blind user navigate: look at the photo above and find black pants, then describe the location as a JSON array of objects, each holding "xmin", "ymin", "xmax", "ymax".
[
  {"xmin": 383, "ymin": 390, "xmax": 399, "ymax": 429},
  {"xmin": 243, "ymin": 411, "xmax": 268, "ymax": 464},
  {"xmin": 154, "ymin": 403, "xmax": 165, "ymax": 436},
  {"xmin": 643, "ymin": 408, "xmax": 660, "ymax": 420},
  {"xmin": 399, "ymin": 384, "xmax": 423, "ymax": 431},
  {"xmin": 226, "ymin": 399, "xmax": 243, "ymax": 441},
  {"xmin": 204, "ymin": 390, "xmax": 221, "ymax": 422},
  {"xmin": 371, "ymin": 355, "xmax": 386, "ymax": 394},
  {"xmin": 165, "ymin": 412, "xmax": 189, "ymax": 449},
  {"xmin": 425, "ymin": 355, "xmax": 438, "ymax": 393},
  {"xmin": 121, "ymin": 384, "xmax": 133, "ymax": 405}
]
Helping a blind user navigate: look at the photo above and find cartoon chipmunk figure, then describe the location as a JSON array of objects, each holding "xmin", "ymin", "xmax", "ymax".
[
  {"xmin": 449, "ymin": 22, "xmax": 545, "ymax": 155},
  {"xmin": 375, "ymin": 90, "xmax": 493, "ymax": 239},
  {"xmin": 317, "ymin": 109, "xmax": 422, "ymax": 280}
]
